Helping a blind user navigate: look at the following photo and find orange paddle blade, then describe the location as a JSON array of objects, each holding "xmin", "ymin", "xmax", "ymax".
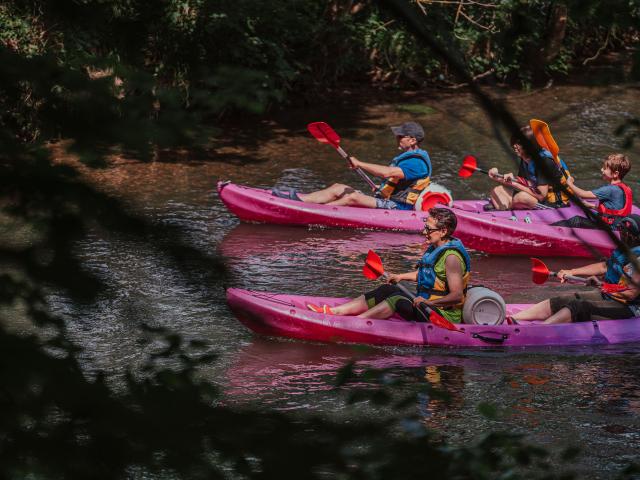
[
  {"xmin": 429, "ymin": 311, "xmax": 459, "ymax": 331},
  {"xmin": 363, "ymin": 249, "xmax": 384, "ymax": 280},
  {"xmin": 531, "ymin": 257, "xmax": 550, "ymax": 285},
  {"xmin": 307, "ymin": 122, "xmax": 341, "ymax": 149},
  {"xmin": 530, "ymin": 119, "xmax": 560, "ymax": 161},
  {"xmin": 458, "ymin": 155, "xmax": 477, "ymax": 178}
]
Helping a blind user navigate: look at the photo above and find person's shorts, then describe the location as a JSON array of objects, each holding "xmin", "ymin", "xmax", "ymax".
[
  {"xmin": 375, "ymin": 198, "xmax": 400, "ymax": 209},
  {"xmin": 549, "ymin": 291, "xmax": 633, "ymax": 323}
]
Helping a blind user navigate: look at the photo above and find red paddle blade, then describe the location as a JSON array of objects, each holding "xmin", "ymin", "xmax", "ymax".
[
  {"xmin": 307, "ymin": 122, "xmax": 340, "ymax": 148},
  {"xmin": 531, "ymin": 257, "xmax": 550, "ymax": 285},
  {"xmin": 363, "ymin": 249, "xmax": 384, "ymax": 280},
  {"xmin": 429, "ymin": 311, "xmax": 459, "ymax": 331},
  {"xmin": 458, "ymin": 155, "xmax": 477, "ymax": 178},
  {"xmin": 601, "ymin": 283, "xmax": 627, "ymax": 294}
]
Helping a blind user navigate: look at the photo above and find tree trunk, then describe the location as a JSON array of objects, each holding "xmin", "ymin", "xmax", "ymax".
[
  {"xmin": 542, "ymin": 3, "xmax": 568, "ymax": 64},
  {"xmin": 531, "ymin": 2, "xmax": 568, "ymax": 84}
]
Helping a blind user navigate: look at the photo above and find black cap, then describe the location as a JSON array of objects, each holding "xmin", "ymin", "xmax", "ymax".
[
  {"xmin": 619, "ymin": 214, "xmax": 640, "ymax": 236},
  {"xmin": 390, "ymin": 122, "xmax": 425, "ymax": 142}
]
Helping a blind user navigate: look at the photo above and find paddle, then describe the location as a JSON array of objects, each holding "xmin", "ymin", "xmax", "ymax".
[
  {"xmin": 459, "ymin": 155, "xmax": 509, "ymax": 180},
  {"xmin": 363, "ymin": 249, "xmax": 460, "ymax": 331},
  {"xmin": 530, "ymin": 257, "xmax": 626, "ymax": 294},
  {"xmin": 530, "ymin": 119, "xmax": 560, "ymax": 162},
  {"xmin": 458, "ymin": 154, "xmax": 539, "ymax": 188},
  {"xmin": 458, "ymin": 155, "xmax": 552, "ymax": 210},
  {"xmin": 307, "ymin": 122, "xmax": 379, "ymax": 192}
]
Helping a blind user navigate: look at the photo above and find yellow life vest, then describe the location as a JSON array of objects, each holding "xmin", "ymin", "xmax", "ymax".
[
  {"xmin": 377, "ymin": 150, "xmax": 431, "ymax": 206},
  {"xmin": 544, "ymin": 157, "xmax": 572, "ymax": 206},
  {"xmin": 379, "ymin": 177, "xmax": 431, "ymax": 205}
]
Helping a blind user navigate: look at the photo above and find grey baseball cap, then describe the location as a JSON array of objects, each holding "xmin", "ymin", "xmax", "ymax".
[{"xmin": 390, "ymin": 121, "xmax": 425, "ymax": 142}]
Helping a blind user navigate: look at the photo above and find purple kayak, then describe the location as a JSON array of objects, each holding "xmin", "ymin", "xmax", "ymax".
[
  {"xmin": 227, "ymin": 288, "xmax": 640, "ymax": 348},
  {"xmin": 217, "ymin": 181, "xmax": 637, "ymax": 257}
]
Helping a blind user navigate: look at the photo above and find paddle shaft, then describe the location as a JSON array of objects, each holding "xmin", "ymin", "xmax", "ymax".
[
  {"xmin": 335, "ymin": 145, "xmax": 379, "ymax": 192},
  {"xmin": 380, "ymin": 272, "xmax": 436, "ymax": 323},
  {"xmin": 475, "ymin": 166, "xmax": 537, "ymax": 192},
  {"xmin": 473, "ymin": 165, "xmax": 553, "ymax": 210},
  {"xmin": 550, "ymin": 271, "xmax": 590, "ymax": 284}
]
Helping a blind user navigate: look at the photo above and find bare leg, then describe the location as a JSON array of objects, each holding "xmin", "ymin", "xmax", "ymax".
[
  {"xmin": 512, "ymin": 299, "xmax": 552, "ymax": 321},
  {"xmin": 327, "ymin": 191, "xmax": 377, "ymax": 208},
  {"xmin": 490, "ymin": 185, "xmax": 514, "ymax": 210},
  {"xmin": 543, "ymin": 307, "xmax": 572, "ymax": 324},
  {"xmin": 511, "ymin": 191, "xmax": 538, "ymax": 209},
  {"xmin": 331, "ymin": 295, "xmax": 369, "ymax": 316},
  {"xmin": 298, "ymin": 184, "xmax": 354, "ymax": 204},
  {"xmin": 357, "ymin": 300, "xmax": 395, "ymax": 319}
]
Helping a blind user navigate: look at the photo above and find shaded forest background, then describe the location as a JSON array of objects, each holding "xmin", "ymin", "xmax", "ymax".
[
  {"xmin": 1, "ymin": 0, "xmax": 639, "ymax": 478},
  {"xmin": 2, "ymin": 0, "xmax": 640, "ymax": 142}
]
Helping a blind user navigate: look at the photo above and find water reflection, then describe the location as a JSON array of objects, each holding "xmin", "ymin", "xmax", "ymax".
[
  {"xmin": 219, "ymin": 223, "xmax": 588, "ymax": 302},
  {"xmin": 223, "ymin": 337, "xmax": 640, "ymax": 476}
]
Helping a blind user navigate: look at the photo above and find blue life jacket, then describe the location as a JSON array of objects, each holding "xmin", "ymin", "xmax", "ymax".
[
  {"xmin": 604, "ymin": 246, "xmax": 640, "ymax": 284},
  {"xmin": 415, "ymin": 238, "xmax": 471, "ymax": 302},
  {"xmin": 520, "ymin": 149, "xmax": 555, "ymax": 186},
  {"xmin": 520, "ymin": 149, "xmax": 571, "ymax": 207},
  {"xmin": 377, "ymin": 149, "xmax": 432, "ymax": 204}
]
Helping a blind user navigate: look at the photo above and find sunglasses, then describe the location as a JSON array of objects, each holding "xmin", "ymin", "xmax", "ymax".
[{"xmin": 423, "ymin": 226, "xmax": 442, "ymax": 235}]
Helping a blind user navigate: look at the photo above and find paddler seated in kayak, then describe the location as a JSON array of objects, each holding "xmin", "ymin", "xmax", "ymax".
[
  {"xmin": 307, "ymin": 208, "xmax": 471, "ymax": 324},
  {"xmin": 485, "ymin": 125, "xmax": 570, "ymax": 211},
  {"xmin": 551, "ymin": 153, "xmax": 633, "ymax": 229},
  {"xmin": 510, "ymin": 214, "xmax": 640, "ymax": 325},
  {"xmin": 272, "ymin": 122, "xmax": 432, "ymax": 210}
]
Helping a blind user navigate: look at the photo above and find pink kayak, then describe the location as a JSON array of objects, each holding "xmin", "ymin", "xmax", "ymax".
[
  {"xmin": 217, "ymin": 181, "xmax": 637, "ymax": 257},
  {"xmin": 227, "ymin": 288, "xmax": 640, "ymax": 348}
]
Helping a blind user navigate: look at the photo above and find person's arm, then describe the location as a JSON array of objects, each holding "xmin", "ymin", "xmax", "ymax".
[
  {"xmin": 566, "ymin": 177, "xmax": 597, "ymax": 200},
  {"xmin": 557, "ymin": 261, "xmax": 607, "ymax": 281},
  {"xmin": 488, "ymin": 167, "xmax": 514, "ymax": 183},
  {"xmin": 614, "ymin": 286, "xmax": 640, "ymax": 302},
  {"xmin": 526, "ymin": 155, "xmax": 563, "ymax": 202},
  {"xmin": 525, "ymin": 183, "xmax": 548, "ymax": 202},
  {"xmin": 350, "ymin": 157, "xmax": 403, "ymax": 179},
  {"xmin": 488, "ymin": 167, "xmax": 545, "ymax": 199},
  {"xmin": 414, "ymin": 255, "xmax": 463, "ymax": 307},
  {"xmin": 386, "ymin": 271, "xmax": 418, "ymax": 284}
]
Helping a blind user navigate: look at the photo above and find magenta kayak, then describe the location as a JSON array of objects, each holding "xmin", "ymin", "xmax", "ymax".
[
  {"xmin": 217, "ymin": 181, "xmax": 635, "ymax": 257},
  {"xmin": 227, "ymin": 288, "xmax": 640, "ymax": 348}
]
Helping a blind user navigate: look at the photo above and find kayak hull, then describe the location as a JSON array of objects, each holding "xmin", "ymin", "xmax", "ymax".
[
  {"xmin": 227, "ymin": 288, "xmax": 640, "ymax": 348},
  {"xmin": 217, "ymin": 181, "xmax": 631, "ymax": 257}
]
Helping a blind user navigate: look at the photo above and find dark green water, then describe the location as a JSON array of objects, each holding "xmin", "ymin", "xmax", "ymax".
[{"xmin": 43, "ymin": 85, "xmax": 640, "ymax": 477}]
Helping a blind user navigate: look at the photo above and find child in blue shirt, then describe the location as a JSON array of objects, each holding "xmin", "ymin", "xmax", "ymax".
[{"xmin": 553, "ymin": 153, "xmax": 633, "ymax": 229}]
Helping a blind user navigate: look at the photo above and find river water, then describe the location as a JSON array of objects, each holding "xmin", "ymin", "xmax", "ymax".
[{"xmin": 50, "ymin": 85, "xmax": 640, "ymax": 477}]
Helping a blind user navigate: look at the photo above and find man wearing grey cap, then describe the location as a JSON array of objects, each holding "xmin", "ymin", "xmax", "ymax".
[{"xmin": 274, "ymin": 121, "xmax": 432, "ymax": 210}]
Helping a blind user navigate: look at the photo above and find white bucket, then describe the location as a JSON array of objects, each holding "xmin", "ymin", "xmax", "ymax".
[{"xmin": 462, "ymin": 286, "xmax": 506, "ymax": 325}]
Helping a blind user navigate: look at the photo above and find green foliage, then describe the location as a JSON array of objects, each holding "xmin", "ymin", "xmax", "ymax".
[
  {"xmin": 1, "ymin": 325, "xmax": 585, "ymax": 479},
  {"xmin": 1, "ymin": 0, "xmax": 639, "ymax": 147},
  {"xmin": 396, "ymin": 103, "xmax": 437, "ymax": 115}
]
